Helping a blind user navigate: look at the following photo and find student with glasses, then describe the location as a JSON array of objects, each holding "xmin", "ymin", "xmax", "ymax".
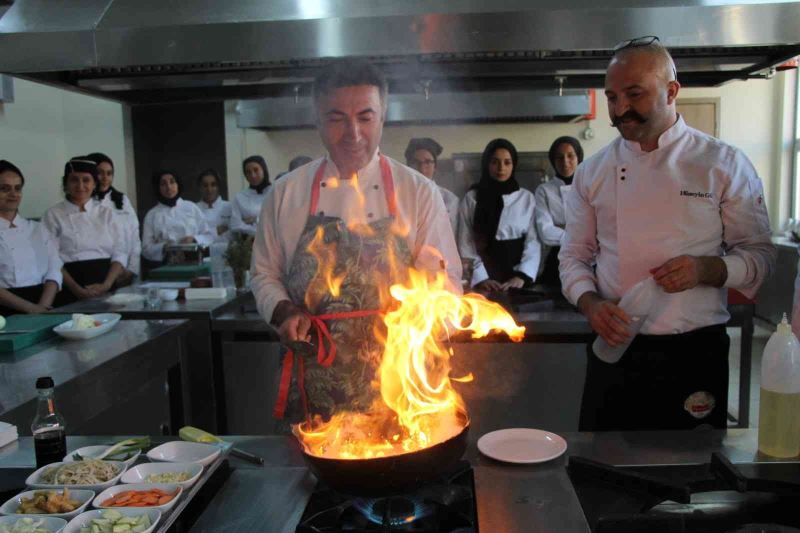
[{"xmin": 559, "ymin": 37, "xmax": 776, "ymax": 431}]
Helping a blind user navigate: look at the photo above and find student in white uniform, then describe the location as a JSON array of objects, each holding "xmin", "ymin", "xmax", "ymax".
[
  {"xmin": 86, "ymin": 152, "xmax": 141, "ymax": 284},
  {"xmin": 534, "ymin": 136, "xmax": 584, "ymax": 286},
  {"xmin": 457, "ymin": 138, "xmax": 541, "ymax": 292},
  {"xmin": 230, "ymin": 156, "xmax": 270, "ymax": 236},
  {"xmin": 559, "ymin": 37, "xmax": 776, "ymax": 431},
  {"xmin": 43, "ymin": 157, "xmax": 129, "ymax": 306},
  {"xmin": 0, "ymin": 160, "xmax": 62, "ymax": 315},
  {"xmin": 288, "ymin": 155, "xmax": 313, "ymax": 172},
  {"xmin": 195, "ymin": 169, "xmax": 231, "ymax": 243},
  {"xmin": 142, "ymin": 170, "xmax": 215, "ymax": 264},
  {"xmin": 251, "ymin": 59, "xmax": 461, "ymax": 422},
  {"xmin": 405, "ymin": 137, "xmax": 459, "ymax": 234}
]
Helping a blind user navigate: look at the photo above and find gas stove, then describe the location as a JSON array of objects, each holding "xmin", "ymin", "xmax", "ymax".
[
  {"xmin": 567, "ymin": 452, "xmax": 800, "ymax": 533},
  {"xmin": 296, "ymin": 460, "xmax": 477, "ymax": 532}
]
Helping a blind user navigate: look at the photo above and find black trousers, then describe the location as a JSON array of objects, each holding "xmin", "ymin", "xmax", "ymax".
[
  {"xmin": 0, "ymin": 284, "xmax": 45, "ymax": 316},
  {"xmin": 54, "ymin": 258, "xmax": 112, "ymax": 307},
  {"xmin": 579, "ymin": 324, "xmax": 730, "ymax": 431}
]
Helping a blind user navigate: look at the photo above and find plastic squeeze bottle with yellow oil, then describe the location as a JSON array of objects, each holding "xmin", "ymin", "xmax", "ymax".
[{"xmin": 758, "ymin": 314, "xmax": 800, "ymax": 458}]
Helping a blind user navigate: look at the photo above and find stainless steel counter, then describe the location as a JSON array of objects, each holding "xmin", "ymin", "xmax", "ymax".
[
  {"xmin": 0, "ymin": 430, "xmax": 788, "ymax": 533},
  {"xmin": 0, "ymin": 320, "xmax": 190, "ymax": 435}
]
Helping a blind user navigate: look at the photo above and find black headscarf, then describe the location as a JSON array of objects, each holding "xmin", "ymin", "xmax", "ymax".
[
  {"xmin": 153, "ymin": 170, "xmax": 182, "ymax": 208},
  {"xmin": 242, "ymin": 155, "xmax": 270, "ymax": 194},
  {"xmin": 547, "ymin": 136, "xmax": 584, "ymax": 184},
  {"xmin": 404, "ymin": 138, "xmax": 443, "ymax": 165},
  {"xmin": 86, "ymin": 152, "xmax": 125, "ymax": 210},
  {"xmin": 0, "ymin": 160, "xmax": 24, "ymax": 185},
  {"xmin": 472, "ymin": 138, "xmax": 519, "ymax": 251}
]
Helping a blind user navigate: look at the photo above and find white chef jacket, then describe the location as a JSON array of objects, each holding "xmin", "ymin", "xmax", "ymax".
[
  {"xmin": 534, "ymin": 177, "xmax": 570, "ymax": 247},
  {"xmin": 230, "ymin": 187, "xmax": 267, "ymax": 236},
  {"xmin": 196, "ymin": 197, "xmax": 232, "ymax": 243},
  {"xmin": 141, "ymin": 198, "xmax": 215, "ymax": 262},
  {"xmin": 95, "ymin": 193, "xmax": 141, "ymax": 276},
  {"xmin": 251, "ymin": 152, "xmax": 462, "ymax": 323},
  {"xmin": 43, "ymin": 200, "xmax": 129, "ymax": 267},
  {"xmin": 456, "ymin": 188, "xmax": 541, "ymax": 287},
  {"xmin": 438, "ymin": 185, "xmax": 460, "ymax": 235},
  {"xmin": 559, "ymin": 116, "xmax": 776, "ymax": 335},
  {"xmin": 0, "ymin": 214, "xmax": 63, "ymax": 289}
]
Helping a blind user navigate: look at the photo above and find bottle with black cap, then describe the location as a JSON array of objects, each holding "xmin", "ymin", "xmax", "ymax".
[{"xmin": 31, "ymin": 376, "xmax": 66, "ymax": 468}]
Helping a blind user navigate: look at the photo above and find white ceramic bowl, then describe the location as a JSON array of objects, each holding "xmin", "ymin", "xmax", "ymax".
[
  {"xmin": 120, "ymin": 463, "xmax": 202, "ymax": 490},
  {"xmin": 64, "ymin": 509, "xmax": 160, "ymax": 533},
  {"xmin": 63, "ymin": 446, "xmax": 140, "ymax": 469},
  {"xmin": 0, "ymin": 488, "xmax": 94, "ymax": 519},
  {"xmin": 0, "ymin": 515, "xmax": 67, "ymax": 532},
  {"xmin": 26, "ymin": 461, "xmax": 127, "ymax": 492},
  {"xmin": 157, "ymin": 289, "xmax": 178, "ymax": 301},
  {"xmin": 92, "ymin": 483, "xmax": 182, "ymax": 513},
  {"xmin": 146, "ymin": 442, "xmax": 220, "ymax": 466},
  {"xmin": 53, "ymin": 314, "xmax": 122, "ymax": 341}
]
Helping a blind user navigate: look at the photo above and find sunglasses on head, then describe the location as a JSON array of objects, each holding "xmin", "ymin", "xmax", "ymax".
[{"xmin": 612, "ymin": 35, "xmax": 677, "ymax": 80}]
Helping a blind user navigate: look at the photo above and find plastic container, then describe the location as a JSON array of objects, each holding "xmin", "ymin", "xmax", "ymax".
[
  {"xmin": 592, "ymin": 277, "xmax": 660, "ymax": 363},
  {"xmin": 758, "ymin": 313, "xmax": 800, "ymax": 458},
  {"xmin": 210, "ymin": 243, "xmax": 228, "ymax": 288}
]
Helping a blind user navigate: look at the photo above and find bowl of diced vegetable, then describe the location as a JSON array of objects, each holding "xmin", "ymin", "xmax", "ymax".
[
  {"xmin": 0, "ymin": 488, "xmax": 94, "ymax": 519},
  {"xmin": 63, "ymin": 438, "xmax": 149, "ymax": 469},
  {"xmin": 0, "ymin": 516, "xmax": 67, "ymax": 533},
  {"xmin": 92, "ymin": 484, "xmax": 181, "ymax": 513},
  {"xmin": 64, "ymin": 509, "xmax": 159, "ymax": 533},
  {"xmin": 120, "ymin": 463, "xmax": 202, "ymax": 490}
]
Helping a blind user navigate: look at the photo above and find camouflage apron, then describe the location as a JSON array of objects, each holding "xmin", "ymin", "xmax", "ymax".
[{"xmin": 273, "ymin": 155, "xmax": 412, "ymax": 423}]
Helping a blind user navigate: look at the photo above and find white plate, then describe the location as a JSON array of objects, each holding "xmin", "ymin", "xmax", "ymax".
[
  {"xmin": 104, "ymin": 293, "xmax": 144, "ymax": 305},
  {"xmin": 26, "ymin": 461, "xmax": 127, "ymax": 492},
  {"xmin": 64, "ymin": 509, "xmax": 160, "ymax": 533},
  {"xmin": 477, "ymin": 428, "xmax": 567, "ymax": 464},
  {"xmin": 0, "ymin": 515, "xmax": 67, "ymax": 532},
  {"xmin": 63, "ymin": 446, "xmax": 140, "ymax": 468},
  {"xmin": 120, "ymin": 463, "xmax": 203, "ymax": 489},
  {"xmin": 53, "ymin": 314, "xmax": 121, "ymax": 341},
  {"xmin": 146, "ymin": 442, "xmax": 220, "ymax": 466},
  {"xmin": 92, "ymin": 483, "xmax": 182, "ymax": 513},
  {"xmin": 0, "ymin": 489, "xmax": 94, "ymax": 519}
]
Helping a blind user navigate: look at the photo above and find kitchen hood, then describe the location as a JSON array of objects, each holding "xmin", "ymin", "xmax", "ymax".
[{"xmin": 0, "ymin": 0, "xmax": 799, "ymax": 106}]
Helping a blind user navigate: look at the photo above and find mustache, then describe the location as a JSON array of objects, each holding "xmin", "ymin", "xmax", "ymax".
[{"xmin": 611, "ymin": 110, "xmax": 647, "ymax": 127}]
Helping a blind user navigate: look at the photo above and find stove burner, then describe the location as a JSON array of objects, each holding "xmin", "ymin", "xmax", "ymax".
[{"xmin": 352, "ymin": 496, "xmax": 434, "ymax": 526}]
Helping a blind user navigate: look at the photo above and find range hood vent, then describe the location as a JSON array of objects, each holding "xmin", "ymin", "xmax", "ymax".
[{"xmin": 1, "ymin": 0, "xmax": 799, "ymax": 105}]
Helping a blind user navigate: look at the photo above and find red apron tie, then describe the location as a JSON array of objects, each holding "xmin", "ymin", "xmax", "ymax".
[{"xmin": 273, "ymin": 309, "xmax": 380, "ymax": 419}]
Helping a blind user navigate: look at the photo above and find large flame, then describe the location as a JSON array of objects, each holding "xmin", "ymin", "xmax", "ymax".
[{"xmin": 295, "ymin": 268, "xmax": 525, "ymax": 459}]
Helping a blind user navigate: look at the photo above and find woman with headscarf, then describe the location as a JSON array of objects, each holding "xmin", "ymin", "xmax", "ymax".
[
  {"xmin": 534, "ymin": 136, "xmax": 584, "ymax": 286},
  {"xmin": 141, "ymin": 170, "xmax": 215, "ymax": 263},
  {"xmin": 457, "ymin": 138, "xmax": 540, "ymax": 291},
  {"xmin": 86, "ymin": 152, "xmax": 141, "ymax": 283},
  {"xmin": 0, "ymin": 160, "xmax": 63, "ymax": 315},
  {"xmin": 195, "ymin": 168, "xmax": 232, "ymax": 243},
  {"xmin": 405, "ymin": 137, "xmax": 459, "ymax": 234},
  {"xmin": 230, "ymin": 155, "xmax": 269, "ymax": 235},
  {"xmin": 43, "ymin": 157, "xmax": 128, "ymax": 305}
]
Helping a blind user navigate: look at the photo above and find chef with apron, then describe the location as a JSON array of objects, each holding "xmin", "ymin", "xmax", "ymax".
[
  {"xmin": 560, "ymin": 38, "xmax": 775, "ymax": 431},
  {"xmin": 251, "ymin": 59, "xmax": 461, "ymax": 424},
  {"xmin": 0, "ymin": 160, "xmax": 62, "ymax": 315},
  {"xmin": 43, "ymin": 157, "xmax": 129, "ymax": 306}
]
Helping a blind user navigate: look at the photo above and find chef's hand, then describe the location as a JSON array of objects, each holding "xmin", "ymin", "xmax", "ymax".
[
  {"xmin": 85, "ymin": 283, "xmax": 110, "ymax": 296},
  {"xmin": 650, "ymin": 255, "xmax": 727, "ymax": 293},
  {"xmin": 578, "ymin": 291, "xmax": 632, "ymax": 347},
  {"xmin": 500, "ymin": 277, "xmax": 525, "ymax": 291},
  {"xmin": 217, "ymin": 225, "xmax": 229, "ymax": 236},
  {"xmin": 180, "ymin": 236, "xmax": 196, "ymax": 244},
  {"xmin": 243, "ymin": 216, "xmax": 257, "ymax": 225},
  {"xmin": 273, "ymin": 300, "xmax": 312, "ymax": 343},
  {"xmin": 474, "ymin": 279, "xmax": 503, "ymax": 292},
  {"xmin": 73, "ymin": 286, "xmax": 96, "ymax": 300}
]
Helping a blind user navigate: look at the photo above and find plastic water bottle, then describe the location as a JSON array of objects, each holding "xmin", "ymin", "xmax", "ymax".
[
  {"xmin": 592, "ymin": 277, "xmax": 660, "ymax": 363},
  {"xmin": 210, "ymin": 242, "xmax": 228, "ymax": 288},
  {"xmin": 758, "ymin": 313, "xmax": 800, "ymax": 458}
]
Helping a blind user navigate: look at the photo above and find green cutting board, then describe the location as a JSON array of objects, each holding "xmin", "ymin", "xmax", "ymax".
[
  {"xmin": 0, "ymin": 314, "xmax": 72, "ymax": 353},
  {"xmin": 148, "ymin": 264, "xmax": 210, "ymax": 281}
]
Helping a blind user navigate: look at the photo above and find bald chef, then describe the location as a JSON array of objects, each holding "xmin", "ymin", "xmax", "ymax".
[{"xmin": 251, "ymin": 59, "xmax": 461, "ymax": 424}]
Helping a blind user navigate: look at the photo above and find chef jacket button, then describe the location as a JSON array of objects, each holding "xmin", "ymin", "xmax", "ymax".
[
  {"xmin": 621, "ymin": 168, "xmax": 626, "ymax": 172},
  {"xmin": 320, "ymin": 182, "xmax": 326, "ymax": 188},
  {"xmin": 367, "ymin": 212, "xmax": 374, "ymax": 218},
  {"xmin": 620, "ymin": 176, "xmax": 626, "ymax": 181},
  {"xmin": 318, "ymin": 211, "xmax": 324, "ymax": 216},
  {"xmin": 373, "ymin": 185, "xmax": 379, "ymax": 190}
]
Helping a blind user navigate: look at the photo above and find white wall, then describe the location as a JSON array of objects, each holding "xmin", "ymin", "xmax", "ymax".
[
  {"xmin": 0, "ymin": 77, "xmax": 131, "ymax": 218},
  {"xmin": 224, "ymin": 72, "xmax": 796, "ymax": 231}
]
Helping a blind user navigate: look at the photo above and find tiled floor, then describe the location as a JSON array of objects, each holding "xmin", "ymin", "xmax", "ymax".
[{"xmin": 727, "ymin": 321, "xmax": 772, "ymax": 428}]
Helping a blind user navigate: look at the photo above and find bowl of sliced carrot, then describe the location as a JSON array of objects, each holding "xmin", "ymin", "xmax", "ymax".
[{"xmin": 91, "ymin": 483, "xmax": 181, "ymax": 512}]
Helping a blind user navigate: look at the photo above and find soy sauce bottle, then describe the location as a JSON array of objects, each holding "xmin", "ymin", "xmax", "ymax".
[{"xmin": 31, "ymin": 377, "xmax": 66, "ymax": 468}]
